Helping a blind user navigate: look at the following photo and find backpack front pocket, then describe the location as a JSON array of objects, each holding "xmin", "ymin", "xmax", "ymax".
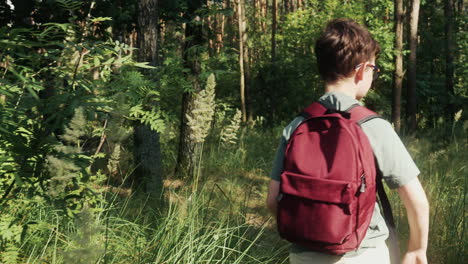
[{"xmin": 277, "ymin": 171, "xmax": 356, "ymax": 245}]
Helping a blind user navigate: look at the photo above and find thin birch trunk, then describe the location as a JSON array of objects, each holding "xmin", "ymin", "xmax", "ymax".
[
  {"xmin": 392, "ymin": 0, "xmax": 404, "ymax": 133},
  {"xmin": 237, "ymin": 0, "xmax": 247, "ymax": 123},
  {"xmin": 240, "ymin": 0, "xmax": 252, "ymax": 122}
]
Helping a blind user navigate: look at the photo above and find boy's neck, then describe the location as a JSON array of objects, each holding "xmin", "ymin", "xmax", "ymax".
[{"xmin": 325, "ymin": 79, "xmax": 358, "ymax": 99}]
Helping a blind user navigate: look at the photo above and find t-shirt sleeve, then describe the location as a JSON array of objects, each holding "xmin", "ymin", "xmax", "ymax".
[
  {"xmin": 361, "ymin": 118, "xmax": 420, "ymax": 189},
  {"xmin": 269, "ymin": 136, "xmax": 287, "ymax": 181}
]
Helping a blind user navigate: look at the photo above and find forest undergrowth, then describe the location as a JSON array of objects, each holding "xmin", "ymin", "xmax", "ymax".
[
  {"xmin": 6, "ymin": 120, "xmax": 466, "ymax": 264},
  {"xmin": 1, "ymin": 1, "xmax": 466, "ymax": 263}
]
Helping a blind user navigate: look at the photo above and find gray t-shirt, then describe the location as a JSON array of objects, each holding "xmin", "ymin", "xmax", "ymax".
[{"xmin": 270, "ymin": 91, "xmax": 420, "ymax": 256}]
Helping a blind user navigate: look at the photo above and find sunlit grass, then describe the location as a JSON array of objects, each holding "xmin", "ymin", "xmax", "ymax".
[{"xmin": 14, "ymin": 123, "xmax": 468, "ymax": 264}]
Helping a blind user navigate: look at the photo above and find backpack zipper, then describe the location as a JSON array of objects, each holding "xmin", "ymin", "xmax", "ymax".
[{"xmin": 360, "ymin": 174, "xmax": 366, "ymax": 193}]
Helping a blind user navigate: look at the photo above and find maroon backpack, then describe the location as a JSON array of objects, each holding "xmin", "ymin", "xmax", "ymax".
[{"xmin": 277, "ymin": 102, "xmax": 381, "ymax": 255}]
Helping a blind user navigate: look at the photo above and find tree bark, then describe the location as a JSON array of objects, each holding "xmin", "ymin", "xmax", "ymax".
[
  {"xmin": 457, "ymin": 0, "xmax": 463, "ymax": 14},
  {"xmin": 135, "ymin": 0, "xmax": 162, "ymax": 194},
  {"xmin": 176, "ymin": 0, "xmax": 204, "ymax": 177},
  {"xmin": 242, "ymin": 1, "xmax": 252, "ymax": 123},
  {"xmin": 392, "ymin": 0, "xmax": 404, "ymax": 133},
  {"xmin": 214, "ymin": 1, "xmax": 226, "ymax": 53},
  {"xmin": 261, "ymin": 0, "xmax": 267, "ymax": 32},
  {"xmin": 407, "ymin": 0, "xmax": 420, "ymax": 132},
  {"xmin": 237, "ymin": 0, "xmax": 251, "ymax": 123},
  {"xmin": 444, "ymin": 0, "xmax": 455, "ymax": 121},
  {"xmin": 137, "ymin": 0, "xmax": 159, "ymax": 66},
  {"xmin": 283, "ymin": 0, "xmax": 288, "ymax": 14},
  {"xmin": 237, "ymin": 0, "xmax": 247, "ymax": 123},
  {"xmin": 271, "ymin": 0, "xmax": 277, "ymax": 64},
  {"xmin": 269, "ymin": 0, "xmax": 278, "ymax": 123}
]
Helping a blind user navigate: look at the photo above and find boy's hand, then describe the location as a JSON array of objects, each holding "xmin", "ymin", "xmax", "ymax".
[{"xmin": 402, "ymin": 249, "xmax": 427, "ymax": 264}]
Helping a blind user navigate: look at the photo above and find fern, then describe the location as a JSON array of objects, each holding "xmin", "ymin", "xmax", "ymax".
[
  {"xmin": 62, "ymin": 208, "xmax": 104, "ymax": 264},
  {"xmin": 0, "ymin": 214, "xmax": 22, "ymax": 264},
  {"xmin": 1, "ymin": 244, "xmax": 20, "ymax": 264},
  {"xmin": 60, "ymin": 107, "xmax": 86, "ymax": 146},
  {"xmin": 55, "ymin": 0, "xmax": 83, "ymax": 12},
  {"xmin": 46, "ymin": 107, "xmax": 86, "ymax": 197}
]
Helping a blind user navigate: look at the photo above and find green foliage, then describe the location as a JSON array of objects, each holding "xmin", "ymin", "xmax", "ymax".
[
  {"xmin": 62, "ymin": 208, "xmax": 104, "ymax": 264},
  {"xmin": 105, "ymin": 69, "xmax": 165, "ymax": 132},
  {"xmin": 0, "ymin": 7, "xmax": 164, "ymax": 260},
  {"xmin": 1, "ymin": 0, "xmax": 467, "ymax": 263},
  {"xmin": 45, "ymin": 107, "xmax": 102, "ymax": 215},
  {"xmin": 243, "ymin": 0, "xmax": 396, "ymax": 122},
  {"xmin": 0, "ymin": 214, "xmax": 22, "ymax": 264}
]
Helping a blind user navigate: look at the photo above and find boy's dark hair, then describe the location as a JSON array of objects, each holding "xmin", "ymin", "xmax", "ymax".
[{"xmin": 314, "ymin": 19, "xmax": 380, "ymax": 83}]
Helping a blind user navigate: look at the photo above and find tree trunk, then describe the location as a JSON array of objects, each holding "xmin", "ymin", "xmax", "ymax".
[
  {"xmin": 444, "ymin": 0, "xmax": 455, "ymax": 122},
  {"xmin": 176, "ymin": 0, "xmax": 204, "ymax": 177},
  {"xmin": 207, "ymin": 0, "xmax": 215, "ymax": 56},
  {"xmin": 261, "ymin": 0, "xmax": 267, "ymax": 32},
  {"xmin": 214, "ymin": 1, "xmax": 226, "ymax": 53},
  {"xmin": 392, "ymin": 0, "xmax": 404, "ymax": 133},
  {"xmin": 237, "ymin": 0, "xmax": 247, "ymax": 123},
  {"xmin": 407, "ymin": 0, "xmax": 420, "ymax": 132},
  {"xmin": 226, "ymin": 0, "xmax": 234, "ymax": 46},
  {"xmin": 457, "ymin": 0, "xmax": 463, "ymax": 14},
  {"xmin": 135, "ymin": 0, "xmax": 162, "ymax": 194},
  {"xmin": 292, "ymin": 0, "xmax": 297, "ymax": 12},
  {"xmin": 243, "ymin": 1, "xmax": 252, "ymax": 123},
  {"xmin": 271, "ymin": 0, "xmax": 277, "ymax": 64},
  {"xmin": 269, "ymin": 0, "xmax": 278, "ymax": 123}
]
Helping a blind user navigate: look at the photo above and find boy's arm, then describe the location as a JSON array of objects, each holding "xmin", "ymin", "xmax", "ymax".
[
  {"xmin": 398, "ymin": 177, "xmax": 429, "ymax": 264},
  {"xmin": 266, "ymin": 179, "xmax": 280, "ymax": 215}
]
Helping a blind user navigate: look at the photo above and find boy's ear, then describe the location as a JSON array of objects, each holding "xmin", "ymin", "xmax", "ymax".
[{"xmin": 354, "ymin": 63, "xmax": 365, "ymax": 83}]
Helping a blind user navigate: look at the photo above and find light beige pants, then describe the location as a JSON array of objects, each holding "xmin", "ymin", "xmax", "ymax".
[{"xmin": 289, "ymin": 242, "xmax": 390, "ymax": 264}]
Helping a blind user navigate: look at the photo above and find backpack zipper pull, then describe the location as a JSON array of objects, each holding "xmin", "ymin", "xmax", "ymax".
[
  {"xmin": 360, "ymin": 174, "xmax": 366, "ymax": 193},
  {"xmin": 276, "ymin": 193, "xmax": 284, "ymax": 202}
]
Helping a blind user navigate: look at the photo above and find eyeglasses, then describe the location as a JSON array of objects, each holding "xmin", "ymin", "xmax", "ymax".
[{"xmin": 355, "ymin": 63, "xmax": 380, "ymax": 80}]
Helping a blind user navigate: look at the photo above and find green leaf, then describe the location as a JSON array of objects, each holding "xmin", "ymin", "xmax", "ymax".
[
  {"xmin": 90, "ymin": 17, "xmax": 113, "ymax": 23},
  {"xmin": 94, "ymin": 56, "xmax": 100, "ymax": 67},
  {"xmin": 133, "ymin": 62, "xmax": 156, "ymax": 69},
  {"xmin": 14, "ymin": 173, "xmax": 24, "ymax": 187},
  {"xmin": 104, "ymin": 57, "xmax": 115, "ymax": 65},
  {"xmin": 113, "ymin": 54, "xmax": 132, "ymax": 65}
]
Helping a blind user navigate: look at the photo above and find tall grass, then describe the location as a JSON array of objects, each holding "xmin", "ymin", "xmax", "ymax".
[
  {"xmin": 18, "ymin": 186, "xmax": 287, "ymax": 264},
  {"xmin": 11, "ymin": 122, "xmax": 467, "ymax": 263},
  {"xmin": 389, "ymin": 121, "xmax": 467, "ymax": 264}
]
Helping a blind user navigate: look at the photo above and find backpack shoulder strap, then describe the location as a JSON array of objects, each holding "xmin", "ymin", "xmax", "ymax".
[
  {"xmin": 347, "ymin": 105, "xmax": 381, "ymax": 125},
  {"xmin": 301, "ymin": 102, "xmax": 328, "ymax": 119},
  {"xmin": 377, "ymin": 172, "xmax": 401, "ymax": 264},
  {"xmin": 350, "ymin": 106, "xmax": 400, "ymax": 264},
  {"xmin": 301, "ymin": 102, "xmax": 382, "ymax": 125}
]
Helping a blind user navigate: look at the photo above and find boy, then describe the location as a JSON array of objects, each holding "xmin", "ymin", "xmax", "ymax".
[{"xmin": 266, "ymin": 19, "xmax": 429, "ymax": 264}]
